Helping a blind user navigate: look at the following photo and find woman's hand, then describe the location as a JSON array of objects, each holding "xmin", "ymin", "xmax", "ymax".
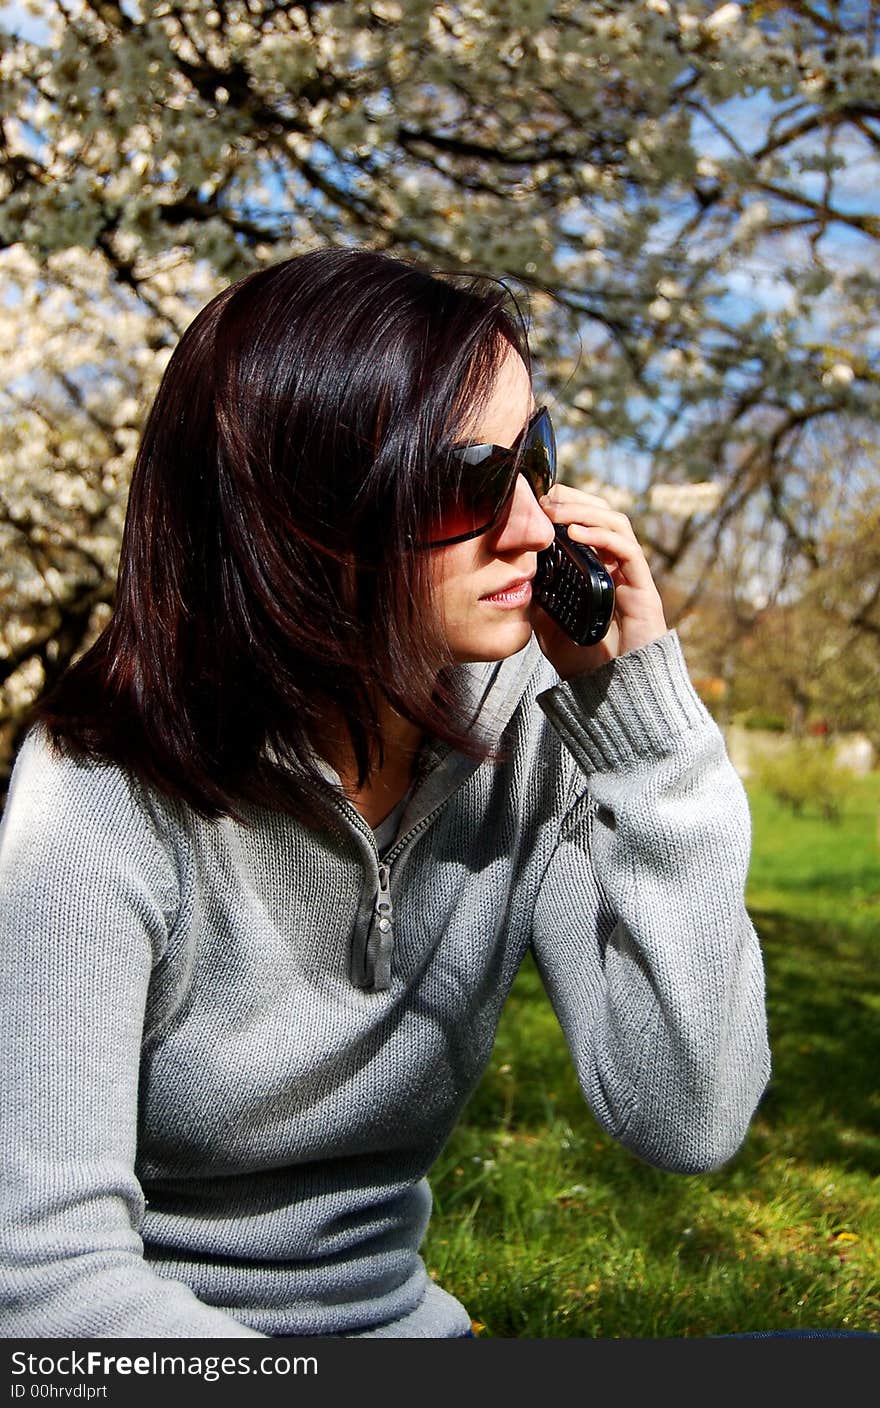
[{"xmin": 530, "ymin": 485, "xmax": 668, "ymax": 679}]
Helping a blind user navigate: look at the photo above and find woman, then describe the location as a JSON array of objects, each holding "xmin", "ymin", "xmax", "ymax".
[{"xmin": 0, "ymin": 247, "xmax": 770, "ymax": 1338}]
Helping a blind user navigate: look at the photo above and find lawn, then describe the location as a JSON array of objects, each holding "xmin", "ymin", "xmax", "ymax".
[{"xmin": 422, "ymin": 774, "xmax": 880, "ymax": 1337}]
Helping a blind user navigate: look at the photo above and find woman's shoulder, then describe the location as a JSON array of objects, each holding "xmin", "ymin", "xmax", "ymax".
[
  {"xmin": 2, "ymin": 723, "xmax": 181, "ymax": 912},
  {"xmin": 1, "ymin": 725, "xmax": 186, "ymax": 1010},
  {"xmin": 7, "ymin": 721, "xmax": 154, "ymax": 818}
]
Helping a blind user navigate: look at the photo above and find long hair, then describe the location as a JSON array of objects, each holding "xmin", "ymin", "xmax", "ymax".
[{"xmin": 23, "ymin": 247, "xmax": 533, "ymax": 830}]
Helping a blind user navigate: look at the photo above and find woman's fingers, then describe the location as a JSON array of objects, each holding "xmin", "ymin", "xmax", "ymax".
[
  {"xmin": 535, "ymin": 483, "xmax": 669, "ymax": 663},
  {"xmin": 540, "ymin": 487, "xmax": 639, "ymax": 541},
  {"xmin": 539, "ymin": 488, "xmax": 654, "ymax": 588},
  {"xmin": 564, "ymin": 522, "xmax": 656, "ymax": 589}
]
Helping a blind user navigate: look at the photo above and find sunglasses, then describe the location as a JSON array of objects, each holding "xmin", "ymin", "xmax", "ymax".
[{"xmin": 417, "ymin": 405, "xmax": 557, "ymax": 548}]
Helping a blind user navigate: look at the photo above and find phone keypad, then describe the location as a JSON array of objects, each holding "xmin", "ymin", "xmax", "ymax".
[{"xmin": 534, "ymin": 529, "xmax": 615, "ymax": 645}]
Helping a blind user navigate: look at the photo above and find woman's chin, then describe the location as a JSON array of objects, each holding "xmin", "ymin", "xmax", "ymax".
[{"xmin": 447, "ymin": 616, "xmax": 534, "ymax": 664}]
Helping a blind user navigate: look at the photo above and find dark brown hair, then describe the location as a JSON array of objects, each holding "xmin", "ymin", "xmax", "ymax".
[{"xmin": 24, "ymin": 247, "xmax": 533, "ymax": 830}]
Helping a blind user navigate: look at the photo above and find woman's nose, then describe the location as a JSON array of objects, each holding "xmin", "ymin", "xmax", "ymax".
[{"xmin": 492, "ymin": 474, "xmax": 556, "ymax": 552}]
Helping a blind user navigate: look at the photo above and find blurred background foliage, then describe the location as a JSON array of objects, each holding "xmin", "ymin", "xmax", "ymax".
[{"xmin": 1, "ymin": 0, "xmax": 878, "ymax": 799}]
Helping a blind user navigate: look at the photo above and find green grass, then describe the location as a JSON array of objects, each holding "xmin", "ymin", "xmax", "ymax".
[{"xmin": 422, "ymin": 775, "xmax": 880, "ymax": 1337}]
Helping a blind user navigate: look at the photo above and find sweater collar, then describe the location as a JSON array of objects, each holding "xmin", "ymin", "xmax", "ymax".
[{"xmin": 263, "ymin": 633, "xmax": 544, "ymax": 830}]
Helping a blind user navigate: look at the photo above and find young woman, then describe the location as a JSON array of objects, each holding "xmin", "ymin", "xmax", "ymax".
[{"xmin": 0, "ymin": 247, "xmax": 770, "ymax": 1338}]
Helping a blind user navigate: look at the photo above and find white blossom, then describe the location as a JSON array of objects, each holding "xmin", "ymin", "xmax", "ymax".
[
  {"xmin": 704, "ymin": 5, "xmax": 742, "ymax": 34},
  {"xmin": 649, "ymin": 297, "xmax": 673, "ymax": 321},
  {"xmin": 822, "ymin": 362, "xmax": 855, "ymax": 387},
  {"xmin": 656, "ymin": 278, "xmax": 684, "ymax": 300}
]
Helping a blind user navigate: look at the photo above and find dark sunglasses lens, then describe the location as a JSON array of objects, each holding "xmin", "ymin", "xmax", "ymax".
[
  {"xmin": 426, "ymin": 459, "xmax": 512, "ymax": 544},
  {"xmin": 520, "ymin": 410, "xmax": 556, "ymax": 496},
  {"xmin": 425, "ymin": 408, "xmax": 555, "ymax": 545}
]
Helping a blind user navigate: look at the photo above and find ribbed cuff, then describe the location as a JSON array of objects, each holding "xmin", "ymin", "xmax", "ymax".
[{"xmin": 536, "ymin": 630, "xmax": 714, "ymax": 772}]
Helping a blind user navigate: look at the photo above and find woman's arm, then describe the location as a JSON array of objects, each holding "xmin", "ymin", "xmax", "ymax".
[
  {"xmin": 531, "ymin": 632, "xmax": 771, "ymax": 1173},
  {"xmin": 0, "ymin": 727, "xmax": 266, "ymax": 1338}
]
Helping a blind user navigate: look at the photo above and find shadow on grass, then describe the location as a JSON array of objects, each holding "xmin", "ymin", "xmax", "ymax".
[
  {"xmin": 758, "ymin": 866, "xmax": 880, "ymax": 896},
  {"xmin": 461, "ymin": 909, "xmax": 880, "ymax": 1179},
  {"xmin": 433, "ymin": 890, "xmax": 880, "ymax": 1338},
  {"xmin": 750, "ymin": 906, "xmax": 880, "ymax": 1176}
]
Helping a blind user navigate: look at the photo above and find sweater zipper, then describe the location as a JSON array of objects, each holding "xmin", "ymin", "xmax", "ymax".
[
  {"xmin": 365, "ymin": 862, "xmax": 394, "ymax": 992},
  {"xmin": 359, "ymin": 805, "xmax": 448, "ymax": 990},
  {"xmin": 354, "ymin": 803, "xmax": 450, "ymax": 991},
  {"xmin": 328, "ymin": 759, "xmax": 460, "ymax": 991}
]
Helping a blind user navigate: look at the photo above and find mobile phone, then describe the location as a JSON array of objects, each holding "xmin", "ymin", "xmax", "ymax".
[{"xmin": 533, "ymin": 524, "xmax": 615, "ymax": 646}]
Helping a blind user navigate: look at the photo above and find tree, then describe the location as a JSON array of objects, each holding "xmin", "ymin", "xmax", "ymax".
[
  {"xmin": 1, "ymin": 0, "xmax": 879, "ymax": 791},
  {"xmin": 670, "ymin": 417, "xmax": 880, "ymax": 745}
]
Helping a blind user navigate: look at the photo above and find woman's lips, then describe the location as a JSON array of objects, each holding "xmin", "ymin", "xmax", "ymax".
[{"xmin": 480, "ymin": 578, "xmax": 533, "ymax": 607}]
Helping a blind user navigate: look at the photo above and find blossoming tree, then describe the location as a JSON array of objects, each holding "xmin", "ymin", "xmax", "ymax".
[{"xmin": 1, "ymin": 0, "xmax": 878, "ymax": 782}]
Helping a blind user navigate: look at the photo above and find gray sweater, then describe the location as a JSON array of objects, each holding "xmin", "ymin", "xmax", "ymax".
[{"xmin": 0, "ymin": 631, "xmax": 770, "ymax": 1338}]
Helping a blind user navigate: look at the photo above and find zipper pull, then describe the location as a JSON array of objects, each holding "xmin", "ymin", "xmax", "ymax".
[{"xmin": 369, "ymin": 862, "xmax": 394, "ymax": 991}]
